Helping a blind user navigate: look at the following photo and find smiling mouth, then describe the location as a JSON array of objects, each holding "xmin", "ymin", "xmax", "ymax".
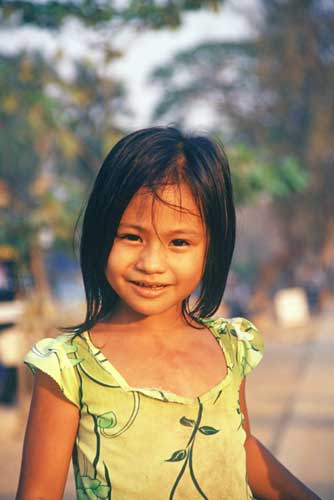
[{"xmin": 129, "ymin": 280, "xmax": 168, "ymax": 289}]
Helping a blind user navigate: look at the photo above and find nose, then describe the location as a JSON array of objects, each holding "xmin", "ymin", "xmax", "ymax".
[{"xmin": 135, "ymin": 242, "xmax": 167, "ymax": 274}]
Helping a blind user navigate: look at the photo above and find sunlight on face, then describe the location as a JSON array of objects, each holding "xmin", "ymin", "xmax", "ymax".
[{"xmin": 105, "ymin": 183, "xmax": 207, "ymax": 322}]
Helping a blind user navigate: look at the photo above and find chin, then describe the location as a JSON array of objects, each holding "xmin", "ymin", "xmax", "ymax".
[
  {"xmin": 130, "ymin": 305, "xmax": 171, "ymax": 317},
  {"xmin": 121, "ymin": 299, "xmax": 178, "ymax": 318}
]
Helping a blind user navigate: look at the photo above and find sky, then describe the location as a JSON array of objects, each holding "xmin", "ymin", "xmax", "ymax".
[
  {"xmin": 111, "ymin": 3, "xmax": 254, "ymax": 128},
  {"xmin": 0, "ymin": 1, "xmax": 255, "ymax": 129}
]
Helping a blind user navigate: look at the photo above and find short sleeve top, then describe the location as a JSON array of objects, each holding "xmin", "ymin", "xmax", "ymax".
[{"xmin": 24, "ymin": 316, "xmax": 264, "ymax": 500}]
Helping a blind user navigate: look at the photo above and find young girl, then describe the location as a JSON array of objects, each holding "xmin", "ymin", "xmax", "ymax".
[{"xmin": 17, "ymin": 127, "xmax": 320, "ymax": 500}]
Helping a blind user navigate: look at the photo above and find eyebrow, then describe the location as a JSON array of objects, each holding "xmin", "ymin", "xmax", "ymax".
[{"xmin": 118, "ymin": 223, "xmax": 202, "ymax": 237}]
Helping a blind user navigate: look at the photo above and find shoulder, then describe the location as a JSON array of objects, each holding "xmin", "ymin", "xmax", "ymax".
[
  {"xmin": 200, "ymin": 316, "xmax": 264, "ymax": 377},
  {"xmin": 24, "ymin": 333, "xmax": 88, "ymax": 408},
  {"xmin": 25, "ymin": 333, "xmax": 83, "ymax": 368}
]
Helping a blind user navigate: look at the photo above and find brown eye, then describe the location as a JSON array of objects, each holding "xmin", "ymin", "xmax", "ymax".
[
  {"xmin": 171, "ymin": 239, "xmax": 189, "ymax": 247},
  {"xmin": 119, "ymin": 234, "xmax": 140, "ymax": 241}
]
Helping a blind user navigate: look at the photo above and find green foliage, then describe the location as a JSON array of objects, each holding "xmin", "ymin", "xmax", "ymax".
[
  {"xmin": 227, "ymin": 145, "xmax": 309, "ymax": 204},
  {"xmin": 0, "ymin": 0, "xmax": 224, "ymax": 29},
  {"xmin": 0, "ymin": 51, "xmax": 125, "ymax": 266},
  {"xmin": 118, "ymin": 0, "xmax": 223, "ymax": 29},
  {"xmin": 0, "ymin": 0, "xmax": 115, "ymax": 28}
]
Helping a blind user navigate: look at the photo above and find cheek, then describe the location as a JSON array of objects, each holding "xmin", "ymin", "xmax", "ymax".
[
  {"xmin": 175, "ymin": 249, "xmax": 206, "ymax": 282},
  {"xmin": 105, "ymin": 245, "xmax": 126, "ymax": 281}
]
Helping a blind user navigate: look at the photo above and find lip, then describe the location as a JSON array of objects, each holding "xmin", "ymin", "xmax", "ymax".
[{"xmin": 128, "ymin": 280, "xmax": 170, "ymax": 298}]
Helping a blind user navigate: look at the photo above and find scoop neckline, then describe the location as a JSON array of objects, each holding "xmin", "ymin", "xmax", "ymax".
[{"xmin": 82, "ymin": 317, "xmax": 233, "ymax": 405}]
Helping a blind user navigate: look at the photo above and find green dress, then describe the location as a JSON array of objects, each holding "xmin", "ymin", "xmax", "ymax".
[{"xmin": 25, "ymin": 316, "xmax": 264, "ymax": 500}]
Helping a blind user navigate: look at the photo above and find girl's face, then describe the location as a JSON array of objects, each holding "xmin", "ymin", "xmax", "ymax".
[{"xmin": 105, "ymin": 183, "xmax": 207, "ymax": 323}]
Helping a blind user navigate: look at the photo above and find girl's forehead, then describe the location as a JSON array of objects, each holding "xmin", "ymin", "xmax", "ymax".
[{"xmin": 121, "ymin": 184, "xmax": 202, "ymax": 223}]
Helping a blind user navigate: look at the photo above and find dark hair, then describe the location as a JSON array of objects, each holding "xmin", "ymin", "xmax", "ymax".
[{"xmin": 60, "ymin": 126, "xmax": 235, "ymax": 335}]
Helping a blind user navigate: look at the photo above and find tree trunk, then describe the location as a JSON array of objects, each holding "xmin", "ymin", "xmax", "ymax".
[{"xmin": 29, "ymin": 244, "xmax": 53, "ymax": 303}]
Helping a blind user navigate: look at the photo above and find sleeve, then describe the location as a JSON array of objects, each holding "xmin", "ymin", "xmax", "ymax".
[
  {"xmin": 24, "ymin": 335, "xmax": 81, "ymax": 408},
  {"xmin": 228, "ymin": 317, "xmax": 264, "ymax": 378}
]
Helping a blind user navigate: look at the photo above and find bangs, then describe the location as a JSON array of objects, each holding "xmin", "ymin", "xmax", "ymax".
[{"xmin": 143, "ymin": 159, "xmax": 205, "ymax": 223}]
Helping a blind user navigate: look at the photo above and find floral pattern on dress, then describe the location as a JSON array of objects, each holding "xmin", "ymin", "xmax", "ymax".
[{"xmin": 165, "ymin": 400, "xmax": 220, "ymax": 499}]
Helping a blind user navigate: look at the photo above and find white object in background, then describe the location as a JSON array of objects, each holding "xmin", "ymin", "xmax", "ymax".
[
  {"xmin": 274, "ymin": 287, "xmax": 310, "ymax": 327},
  {"xmin": 0, "ymin": 300, "xmax": 24, "ymax": 322},
  {"xmin": 0, "ymin": 327, "xmax": 24, "ymax": 366}
]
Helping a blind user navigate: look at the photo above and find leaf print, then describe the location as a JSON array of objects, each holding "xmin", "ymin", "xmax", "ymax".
[
  {"xmin": 97, "ymin": 411, "xmax": 117, "ymax": 429},
  {"xmin": 78, "ymin": 475, "xmax": 111, "ymax": 500},
  {"xmin": 95, "ymin": 485, "xmax": 110, "ymax": 498},
  {"xmin": 180, "ymin": 416, "xmax": 195, "ymax": 427},
  {"xmin": 197, "ymin": 317, "xmax": 228, "ymax": 337},
  {"xmin": 198, "ymin": 425, "xmax": 219, "ymax": 435},
  {"xmin": 166, "ymin": 449, "xmax": 187, "ymax": 462},
  {"xmin": 77, "ymin": 489, "xmax": 88, "ymax": 500},
  {"xmin": 230, "ymin": 328, "xmax": 238, "ymax": 338},
  {"xmin": 82, "ymin": 476, "xmax": 100, "ymax": 489},
  {"xmin": 214, "ymin": 318, "xmax": 228, "ymax": 332},
  {"xmin": 166, "ymin": 400, "xmax": 218, "ymax": 499},
  {"xmin": 229, "ymin": 318, "xmax": 264, "ymax": 358}
]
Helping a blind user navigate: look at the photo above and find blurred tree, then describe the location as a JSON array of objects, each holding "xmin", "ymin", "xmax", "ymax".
[
  {"xmin": 0, "ymin": 52, "xmax": 125, "ymax": 299},
  {"xmin": 227, "ymin": 145, "xmax": 308, "ymax": 206},
  {"xmin": 0, "ymin": 0, "xmax": 227, "ymax": 305},
  {"xmin": 51, "ymin": 59, "xmax": 126, "ymax": 181},
  {"xmin": 150, "ymin": 0, "xmax": 334, "ymax": 269},
  {"xmin": 0, "ymin": 0, "xmax": 224, "ymax": 29}
]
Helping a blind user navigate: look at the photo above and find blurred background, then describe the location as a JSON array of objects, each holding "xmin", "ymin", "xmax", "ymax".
[{"xmin": 0, "ymin": 0, "xmax": 333, "ymax": 498}]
